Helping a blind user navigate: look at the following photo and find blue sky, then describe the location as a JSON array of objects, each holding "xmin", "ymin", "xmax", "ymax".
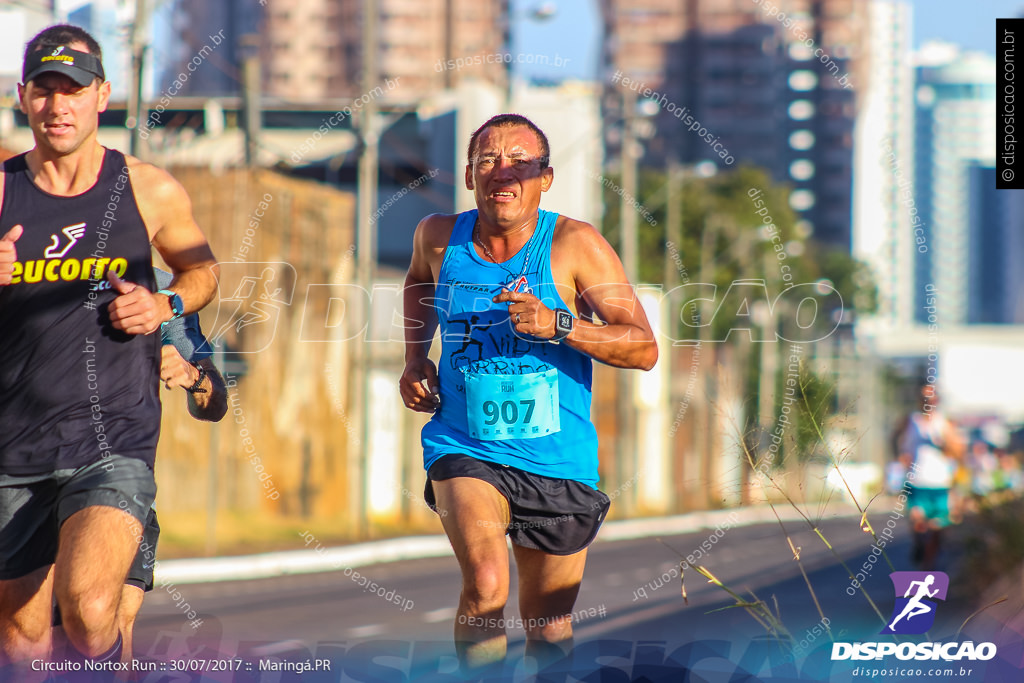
[{"xmin": 512, "ymin": 0, "xmax": 1024, "ymax": 82}]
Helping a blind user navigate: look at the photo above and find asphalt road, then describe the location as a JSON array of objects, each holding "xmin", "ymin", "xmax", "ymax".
[{"xmin": 124, "ymin": 508, "xmax": 1020, "ymax": 682}]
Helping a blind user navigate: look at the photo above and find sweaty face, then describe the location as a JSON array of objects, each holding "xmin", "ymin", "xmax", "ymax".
[
  {"xmin": 466, "ymin": 125, "xmax": 553, "ymax": 231},
  {"xmin": 18, "ymin": 52, "xmax": 109, "ymax": 157}
]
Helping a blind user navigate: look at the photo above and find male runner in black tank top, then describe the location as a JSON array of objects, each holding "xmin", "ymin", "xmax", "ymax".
[{"xmin": 0, "ymin": 24, "xmax": 218, "ymax": 677}]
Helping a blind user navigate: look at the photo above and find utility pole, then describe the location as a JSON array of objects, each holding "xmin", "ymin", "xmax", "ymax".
[
  {"xmin": 696, "ymin": 218, "xmax": 716, "ymax": 509},
  {"xmin": 129, "ymin": 0, "xmax": 150, "ymax": 158},
  {"xmin": 353, "ymin": 0, "xmax": 379, "ymax": 539},
  {"xmin": 620, "ymin": 87, "xmax": 639, "ymax": 285},
  {"xmin": 615, "ymin": 86, "xmax": 639, "ymax": 511},
  {"xmin": 663, "ymin": 158, "xmax": 682, "ymax": 289},
  {"xmin": 758, "ymin": 246, "xmax": 778, "ymax": 451},
  {"xmin": 240, "ymin": 35, "xmax": 262, "ymax": 167},
  {"xmin": 444, "ymin": 0, "xmax": 454, "ymax": 90}
]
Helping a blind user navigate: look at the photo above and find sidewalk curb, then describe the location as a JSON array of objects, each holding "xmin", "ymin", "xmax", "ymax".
[{"xmin": 155, "ymin": 503, "xmax": 862, "ymax": 585}]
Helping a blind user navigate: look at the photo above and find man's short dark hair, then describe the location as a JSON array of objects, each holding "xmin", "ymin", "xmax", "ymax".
[
  {"xmin": 24, "ymin": 24, "xmax": 103, "ymax": 65},
  {"xmin": 467, "ymin": 114, "xmax": 550, "ymax": 170}
]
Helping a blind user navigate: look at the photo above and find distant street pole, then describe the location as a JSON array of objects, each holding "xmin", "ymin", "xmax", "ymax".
[
  {"xmin": 697, "ymin": 218, "xmax": 716, "ymax": 509},
  {"xmin": 616, "ymin": 86, "xmax": 639, "ymax": 511},
  {"xmin": 129, "ymin": 0, "xmax": 150, "ymax": 158},
  {"xmin": 444, "ymin": 0, "xmax": 454, "ymax": 90},
  {"xmin": 506, "ymin": 1, "xmax": 557, "ymax": 106},
  {"xmin": 354, "ymin": 0, "xmax": 379, "ymax": 538},
  {"xmin": 620, "ymin": 87, "xmax": 639, "ymax": 285},
  {"xmin": 240, "ymin": 35, "xmax": 262, "ymax": 168},
  {"xmin": 663, "ymin": 158, "xmax": 682, "ymax": 289}
]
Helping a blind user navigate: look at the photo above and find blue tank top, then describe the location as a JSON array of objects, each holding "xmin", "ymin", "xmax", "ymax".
[{"xmin": 421, "ymin": 209, "xmax": 599, "ymax": 488}]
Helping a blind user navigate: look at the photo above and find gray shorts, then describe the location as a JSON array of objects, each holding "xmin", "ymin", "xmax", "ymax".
[{"xmin": 0, "ymin": 455, "xmax": 156, "ymax": 580}]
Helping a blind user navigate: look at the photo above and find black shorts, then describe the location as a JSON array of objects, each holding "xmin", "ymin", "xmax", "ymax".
[
  {"xmin": 0, "ymin": 454, "xmax": 156, "ymax": 580},
  {"xmin": 425, "ymin": 453, "xmax": 610, "ymax": 556},
  {"xmin": 126, "ymin": 507, "xmax": 160, "ymax": 591}
]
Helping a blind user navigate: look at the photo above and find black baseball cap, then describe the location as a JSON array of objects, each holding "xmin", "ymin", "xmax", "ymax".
[{"xmin": 22, "ymin": 45, "xmax": 105, "ymax": 87}]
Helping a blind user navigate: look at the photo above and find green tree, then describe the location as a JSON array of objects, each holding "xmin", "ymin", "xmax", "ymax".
[
  {"xmin": 597, "ymin": 164, "xmax": 877, "ymax": 340},
  {"xmin": 598, "ymin": 163, "xmax": 879, "ymax": 467}
]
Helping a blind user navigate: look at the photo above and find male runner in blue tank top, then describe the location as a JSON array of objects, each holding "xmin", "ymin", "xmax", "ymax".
[
  {"xmin": 400, "ymin": 114, "xmax": 658, "ymax": 673},
  {"xmin": 0, "ymin": 25, "xmax": 218, "ymax": 677}
]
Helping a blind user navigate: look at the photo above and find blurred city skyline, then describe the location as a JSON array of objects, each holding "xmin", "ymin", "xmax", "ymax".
[
  {"xmin": 46, "ymin": 0, "xmax": 1024, "ymax": 85},
  {"xmin": 3, "ymin": 0, "xmax": 1021, "ymax": 420}
]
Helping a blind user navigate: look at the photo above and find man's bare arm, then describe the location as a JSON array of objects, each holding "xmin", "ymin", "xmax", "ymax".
[
  {"xmin": 496, "ymin": 220, "xmax": 657, "ymax": 370},
  {"xmin": 399, "ymin": 215, "xmax": 451, "ymax": 412},
  {"xmin": 138, "ymin": 163, "xmax": 218, "ymax": 314},
  {"xmin": 187, "ymin": 358, "xmax": 228, "ymax": 422},
  {"xmin": 160, "ymin": 346, "xmax": 228, "ymax": 421},
  {"xmin": 404, "ymin": 216, "xmax": 443, "ymax": 361},
  {"xmin": 108, "ymin": 161, "xmax": 218, "ymax": 334}
]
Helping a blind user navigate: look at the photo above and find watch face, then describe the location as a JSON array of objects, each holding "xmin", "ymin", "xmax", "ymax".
[
  {"xmin": 168, "ymin": 292, "xmax": 183, "ymax": 316},
  {"xmin": 557, "ymin": 310, "xmax": 572, "ymax": 331}
]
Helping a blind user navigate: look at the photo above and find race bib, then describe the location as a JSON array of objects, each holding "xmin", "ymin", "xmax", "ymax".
[{"xmin": 464, "ymin": 368, "xmax": 560, "ymax": 441}]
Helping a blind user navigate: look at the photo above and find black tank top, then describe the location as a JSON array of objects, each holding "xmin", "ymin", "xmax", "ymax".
[{"xmin": 0, "ymin": 149, "xmax": 160, "ymax": 474}]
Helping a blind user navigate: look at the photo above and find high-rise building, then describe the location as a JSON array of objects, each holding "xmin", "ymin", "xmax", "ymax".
[
  {"xmin": 67, "ymin": 0, "xmax": 132, "ymax": 101},
  {"xmin": 912, "ymin": 43, "xmax": 995, "ymax": 325},
  {"xmin": 601, "ymin": 0, "xmax": 868, "ymax": 248},
  {"xmin": 165, "ymin": 0, "xmax": 508, "ymax": 104},
  {"xmin": 1006, "ymin": 188, "xmax": 1024, "ymax": 325},
  {"xmin": 163, "ymin": 0, "xmax": 261, "ymax": 98},
  {"xmin": 0, "ymin": 0, "xmax": 57, "ymax": 96},
  {"xmin": 260, "ymin": 0, "xmax": 343, "ymax": 100},
  {"xmin": 966, "ymin": 165, "xmax": 1024, "ymax": 325},
  {"xmin": 852, "ymin": 0, "xmax": 914, "ymax": 331},
  {"xmin": 966, "ymin": 165, "xmax": 1005, "ymax": 324}
]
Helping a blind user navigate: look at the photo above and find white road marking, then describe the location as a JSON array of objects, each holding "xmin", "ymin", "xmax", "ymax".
[
  {"xmin": 423, "ymin": 606, "xmax": 458, "ymax": 623},
  {"xmin": 346, "ymin": 624, "xmax": 387, "ymax": 638},
  {"xmin": 249, "ymin": 640, "xmax": 309, "ymax": 657}
]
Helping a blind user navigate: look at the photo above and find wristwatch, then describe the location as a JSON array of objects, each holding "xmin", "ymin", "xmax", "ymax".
[
  {"xmin": 185, "ymin": 362, "xmax": 208, "ymax": 394},
  {"xmin": 158, "ymin": 289, "xmax": 184, "ymax": 321},
  {"xmin": 551, "ymin": 308, "xmax": 574, "ymax": 342}
]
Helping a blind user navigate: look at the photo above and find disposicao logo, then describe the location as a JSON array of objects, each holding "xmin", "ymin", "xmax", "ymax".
[
  {"xmin": 831, "ymin": 570, "xmax": 997, "ymax": 663},
  {"xmin": 882, "ymin": 571, "xmax": 948, "ymax": 635}
]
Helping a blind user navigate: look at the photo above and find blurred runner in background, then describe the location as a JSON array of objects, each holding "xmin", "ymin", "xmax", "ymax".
[{"xmin": 898, "ymin": 384, "xmax": 965, "ymax": 570}]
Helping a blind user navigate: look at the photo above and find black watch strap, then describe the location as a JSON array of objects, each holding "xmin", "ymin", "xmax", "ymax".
[
  {"xmin": 185, "ymin": 362, "xmax": 208, "ymax": 394},
  {"xmin": 551, "ymin": 308, "xmax": 573, "ymax": 342}
]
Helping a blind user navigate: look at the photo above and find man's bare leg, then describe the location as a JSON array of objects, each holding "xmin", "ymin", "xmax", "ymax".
[
  {"xmin": 118, "ymin": 584, "xmax": 145, "ymax": 675},
  {"xmin": 513, "ymin": 544, "xmax": 588, "ymax": 671},
  {"xmin": 0, "ymin": 565, "xmax": 54, "ymax": 681},
  {"xmin": 432, "ymin": 477, "xmax": 512, "ymax": 673},
  {"xmin": 54, "ymin": 506, "xmax": 141, "ymax": 659}
]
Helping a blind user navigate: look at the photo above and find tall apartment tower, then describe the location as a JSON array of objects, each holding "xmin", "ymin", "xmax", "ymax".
[
  {"xmin": 965, "ymin": 165, "xmax": 1024, "ymax": 325},
  {"xmin": 164, "ymin": 0, "xmax": 262, "ymax": 97},
  {"xmin": 912, "ymin": 43, "xmax": 996, "ymax": 325},
  {"xmin": 0, "ymin": 0, "xmax": 57, "ymax": 96},
  {"xmin": 601, "ymin": 0, "xmax": 868, "ymax": 249},
  {"xmin": 68, "ymin": 0, "xmax": 133, "ymax": 101},
  {"xmin": 166, "ymin": 0, "xmax": 509, "ymax": 103},
  {"xmin": 852, "ymin": 0, "xmax": 914, "ymax": 332}
]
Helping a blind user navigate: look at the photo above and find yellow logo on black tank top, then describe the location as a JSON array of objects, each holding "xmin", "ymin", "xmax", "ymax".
[
  {"xmin": 7, "ymin": 257, "xmax": 128, "ymax": 284},
  {"xmin": 8, "ymin": 221, "xmax": 129, "ymax": 285}
]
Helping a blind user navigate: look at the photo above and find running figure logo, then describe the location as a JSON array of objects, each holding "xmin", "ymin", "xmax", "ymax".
[
  {"xmin": 882, "ymin": 571, "xmax": 949, "ymax": 634},
  {"xmin": 43, "ymin": 222, "xmax": 86, "ymax": 258},
  {"xmin": 206, "ymin": 262, "xmax": 295, "ymax": 355}
]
